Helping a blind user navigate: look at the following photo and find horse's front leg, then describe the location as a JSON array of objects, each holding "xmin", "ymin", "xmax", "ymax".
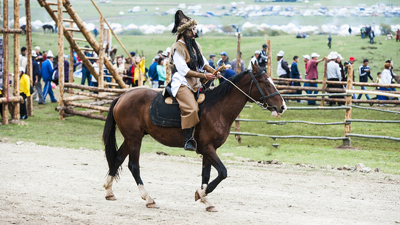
[{"xmin": 196, "ymin": 149, "xmax": 227, "ymax": 212}]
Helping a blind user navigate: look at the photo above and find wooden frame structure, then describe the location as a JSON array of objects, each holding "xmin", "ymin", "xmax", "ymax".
[{"xmin": 1, "ymin": 0, "xmax": 28, "ymax": 125}]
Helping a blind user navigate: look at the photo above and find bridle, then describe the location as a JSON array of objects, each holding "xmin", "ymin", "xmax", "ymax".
[
  {"xmin": 248, "ymin": 69, "xmax": 280, "ymax": 106},
  {"xmin": 218, "ymin": 69, "xmax": 280, "ymax": 110}
]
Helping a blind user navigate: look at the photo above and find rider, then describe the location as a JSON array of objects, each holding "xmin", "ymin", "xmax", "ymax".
[{"xmin": 166, "ymin": 10, "xmax": 221, "ymax": 151}]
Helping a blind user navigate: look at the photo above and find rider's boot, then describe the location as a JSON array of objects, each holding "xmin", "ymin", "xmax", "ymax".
[{"xmin": 183, "ymin": 127, "xmax": 197, "ymax": 151}]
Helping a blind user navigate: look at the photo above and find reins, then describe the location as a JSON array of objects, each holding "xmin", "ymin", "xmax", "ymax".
[{"xmin": 217, "ymin": 70, "xmax": 279, "ymax": 110}]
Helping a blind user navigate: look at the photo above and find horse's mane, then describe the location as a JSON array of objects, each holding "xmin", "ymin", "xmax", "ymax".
[{"xmin": 204, "ymin": 69, "xmax": 249, "ymax": 109}]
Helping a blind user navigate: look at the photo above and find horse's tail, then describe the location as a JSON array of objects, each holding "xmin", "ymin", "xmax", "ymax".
[{"xmin": 103, "ymin": 97, "xmax": 119, "ymax": 175}]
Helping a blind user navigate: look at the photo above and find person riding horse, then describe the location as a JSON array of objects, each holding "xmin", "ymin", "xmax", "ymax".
[{"xmin": 166, "ymin": 10, "xmax": 221, "ymax": 151}]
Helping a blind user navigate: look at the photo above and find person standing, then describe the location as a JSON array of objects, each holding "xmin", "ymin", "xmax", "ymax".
[
  {"xmin": 348, "ymin": 26, "xmax": 352, "ymax": 35},
  {"xmin": 259, "ymin": 44, "xmax": 268, "ymax": 71},
  {"xmin": 231, "ymin": 52, "xmax": 245, "ymax": 72},
  {"xmin": 220, "ymin": 64, "xmax": 235, "ymax": 82},
  {"xmin": 276, "ymin": 50, "xmax": 290, "ymax": 81},
  {"xmin": 356, "ymin": 59, "xmax": 375, "ymax": 104},
  {"xmin": 248, "ymin": 50, "xmax": 260, "ymax": 70},
  {"xmin": 81, "ymin": 46, "xmax": 94, "ymax": 88},
  {"xmin": 303, "ymin": 55, "xmax": 310, "ymax": 78},
  {"xmin": 41, "ymin": 50, "xmax": 57, "ymax": 103},
  {"xmin": 361, "ymin": 27, "xmax": 365, "ymax": 39},
  {"xmin": 335, "ymin": 53, "xmax": 345, "ymax": 81},
  {"xmin": 290, "ymin": 56, "xmax": 302, "ymax": 100},
  {"xmin": 157, "ymin": 57, "xmax": 166, "ymax": 87},
  {"xmin": 30, "ymin": 51, "xmax": 44, "ymax": 104},
  {"xmin": 396, "ymin": 29, "xmax": 400, "ymax": 42},
  {"xmin": 148, "ymin": 56, "xmax": 159, "ymax": 88},
  {"xmin": 90, "ymin": 58, "xmax": 100, "ymax": 94},
  {"xmin": 305, "ymin": 53, "xmax": 325, "ymax": 105},
  {"xmin": 19, "ymin": 47, "xmax": 27, "ymax": 69},
  {"xmin": 326, "ymin": 53, "xmax": 343, "ymax": 106},
  {"xmin": 19, "ymin": 67, "xmax": 30, "ymax": 120},
  {"xmin": 369, "ymin": 30, "xmax": 375, "ymax": 44},
  {"xmin": 133, "ymin": 56, "xmax": 145, "ymax": 87},
  {"xmin": 327, "ymin": 35, "xmax": 332, "ymax": 49},
  {"xmin": 377, "ymin": 63, "xmax": 393, "ymax": 106},
  {"xmin": 208, "ymin": 54, "xmax": 216, "ymax": 69},
  {"xmin": 217, "ymin": 52, "xmax": 230, "ymax": 84}
]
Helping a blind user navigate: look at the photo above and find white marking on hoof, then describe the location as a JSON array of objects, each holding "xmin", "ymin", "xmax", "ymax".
[
  {"xmin": 138, "ymin": 184, "xmax": 158, "ymax": 208},
  {"xmin": 195, "ymin": 184, "xmax": 207, "ymax": 201},
  {"xmin": 201, "ymin": 196, "xmax": 217, "ymax": 212},
  {"xmin": 103, "ymin": 175, "xmax": 115, "ymax": 200}
]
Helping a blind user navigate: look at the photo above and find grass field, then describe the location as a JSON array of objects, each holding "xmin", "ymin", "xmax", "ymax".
[
  {"xmin": 14, "ymin": 0, "xmax": 400, "ymax": 27},
  {"xmin": 1, "ymin": 32, "xmax": 400, "ymax": 174}
]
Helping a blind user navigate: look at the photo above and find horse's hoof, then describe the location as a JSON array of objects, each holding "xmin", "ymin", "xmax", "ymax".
[
  {"xmin": 105, "ymin": 194, "xmax": 117, "ymax": 201},
  {"xmin": 206, "ymin": 206, "xmax": 218, "ymax": 212},
  {"xmin": 146, "ymin": 201, "xmax": 159, "ymax": 209},
  {"xmin": 195, "ymin": 190, "xmax": 201, "ymax": 201}
]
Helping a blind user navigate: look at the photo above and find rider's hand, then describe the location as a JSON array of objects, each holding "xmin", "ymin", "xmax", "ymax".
[
  {"xmin": 205, "ymin": 73, "xmax": 216, "ymax": 80},
  {"xmin": 216, "ymin": 72, "xmax": 221, "ymax": 78}
]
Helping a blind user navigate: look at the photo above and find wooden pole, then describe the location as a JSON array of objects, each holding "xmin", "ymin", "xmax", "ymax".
[
  {"xmin": 267, "ymin": 40, "xmax": 272, "ymax": 77},
  {"xmin": 68, "ymin": 16, "xmax": 73, "ymax": 95},
  {"xmin": 320, "ymin": 58, "xmax": 328, "ymax": 106},
  {"xmin": 0, "ymin": 96, "xmax": 24, "ymax": 104},
  {"xmin": 25, "ymin": 0, "xmax": 33, "ymax": 117},
  {"xmin": 344, "ymin": 64, "xmax": 353, "ymax": 146},
  {"xmin": 98, "ymin": 15, "xmax": 104, "ymax": 88},
  {"xmin": 58, "ymin": 0, "xmax": 65, "ymax": 120},
  {"xmin": 234, "ymin": 33, "xmax": 241, "ymax": 143},
  {"xmin": 2, "ymin": 0, "xmax": 9, "ymax": 124},
  {"xmin": 13, "ymin": 0, "xmax": 20, "ymax": 120},
  {"xmin": 89, "ymin": 0, "xmax": 133, "ymax": 63}
]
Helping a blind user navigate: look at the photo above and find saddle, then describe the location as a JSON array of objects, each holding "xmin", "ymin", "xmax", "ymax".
[{"xmin": 149, "ymin": 83, "xmax": 205, "ymax": 128}]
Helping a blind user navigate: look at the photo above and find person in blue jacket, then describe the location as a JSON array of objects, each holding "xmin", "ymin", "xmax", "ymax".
[
  {"xmin": 290, "ymin": 55, "xmax": 302, "ymax": 100},
  {"xmin": 41, "ymin": 50, "xmax": 57, "ymax": 103}
]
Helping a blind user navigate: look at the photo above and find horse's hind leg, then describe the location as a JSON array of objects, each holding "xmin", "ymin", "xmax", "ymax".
[
  {"xmin": 128, "ymin": 141, "xmax": 158, "ymax": 208},
  {"xmin": 104, "ymin": 141, "xmax": 129, "ymax": 200}
]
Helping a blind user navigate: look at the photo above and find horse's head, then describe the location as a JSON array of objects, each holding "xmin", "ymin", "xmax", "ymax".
[{"xmin": 249, "ymin": 62, "xmax": 286, "ymax": 116}]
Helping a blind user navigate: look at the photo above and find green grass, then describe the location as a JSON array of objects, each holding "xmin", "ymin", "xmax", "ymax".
[{"xmin": 1, "ymin": 32, "xmax": 400, "ymax": 175}]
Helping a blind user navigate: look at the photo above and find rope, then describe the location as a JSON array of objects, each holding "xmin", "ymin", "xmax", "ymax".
[{"xmin": 218, "ymin": 75, "xmax": 269, "ymax": 110}]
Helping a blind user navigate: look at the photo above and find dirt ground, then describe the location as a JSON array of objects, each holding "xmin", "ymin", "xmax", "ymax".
[{"xmin": 1, "ymin": 142, "xmax": 400, "ymax": 225}]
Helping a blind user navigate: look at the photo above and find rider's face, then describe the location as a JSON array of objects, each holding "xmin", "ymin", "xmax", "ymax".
[{"xmin": 191, "ymin": 26, "xmax": 197, "ymax": 39}]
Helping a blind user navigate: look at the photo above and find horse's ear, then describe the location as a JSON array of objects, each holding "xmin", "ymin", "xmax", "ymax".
[{"xmin": 251, "ymin": 61, "xmax": 259, "ymax": 74}]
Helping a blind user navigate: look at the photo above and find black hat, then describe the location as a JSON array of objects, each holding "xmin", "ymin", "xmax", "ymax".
[
  {"xmin": 262, "ymin": 44, "xmax": 267, "ymax": 48},
  {"xmin": 209, "ymin": 54, "xmax": 216, "ymax": 58},
  {"xmin": 344, "ymin": 61, "xmax": 350, "ymax": 65},
  {"xmin": 363, "ymin": 59, "xmax": 369, "ymax": 63},
  {"xmin": 85, "ymin": 45, "xmax": 90, "ymax": 48}
]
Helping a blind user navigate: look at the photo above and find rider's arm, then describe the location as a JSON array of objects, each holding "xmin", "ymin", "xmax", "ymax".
[{"xmin": 174, "ymin": 52, "xmax": 206, "ymax": 79}]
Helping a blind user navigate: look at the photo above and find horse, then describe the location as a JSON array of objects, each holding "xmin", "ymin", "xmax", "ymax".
[
  {"xmin": 42, "ymin": 24, "xmax": 54, "ymax": 33},
  {"xmin": 102, "ymin": 62, "xmax": 286, "ymax": 212}
]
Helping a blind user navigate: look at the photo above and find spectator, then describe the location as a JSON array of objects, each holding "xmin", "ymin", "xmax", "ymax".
[
  {"xmin": 348, "ymin": 26, "xmax": 352, "ymax": 35},
  {"xmin": 148, "ymin": 56, "xmax": 159, "ymax": 88},
  {"xmin": 305, "ymin": 52, "xmax": 325, "ymax": 105},
  {"xmin": 41, "ymin": 50, "xmax": 57, "ymax": 103},
  {"xmin": 91, "ymin": 58, "xmax": 100, "ymax": 94},
  {"xmin": 356, "ymin": 59, "xmax": 375, "ymax": 105},
  {"xmin": 157, "ymin": 57, "xmax": 166, "ymax": 87},
  {"xmin": 42, "ymin": 51, "xmax": 47, "ymax": 61},
  {"xmin": 335, "ymin": 53, "xmax": 345, "ymax": 81},
  {"xmin": 217, "ymin": 52, "xmax": 230, "ymax": 84},
  {"xmin": 93, "ymin": 28, "xmax": 99, "ymax": 38},
  {"xmin": 376, "ymin": 72, "xmax": 382, "ymax": 84},
  {"xmin": 327, "ymin": 35, "xmax": 332, "ymax": 49},
  {"xmin": 361, "ymin": 27, "xmax": 365, "ymax": 39},
  {"xmin": 386, "ymin": 59, "xmax": 397, "ymax": 82},
  {"xmin": 208, "ymin": 54, "xmax": 216, "ymax": 69},
  {"xmin": 231, "ymin": 52, "xmax": 245, "ymax": 73},
  {"xmin": 397, "ymin": 29, "xmax": 400, "ymax": 42},
  {"xmin": 276, "ymin": 50, "xmax": 290, "ymax": 80},
  {"xmin": 81, "ymin": 45, "xmax": 94, "ymax": 88},
  {"xmin": 19, "ymin": 47, "xmax": 27, "ymax": 69},
  {"xmin": 19, "ymin": 67, "xmax": 30, "ymax": 120},
  {"xmin": 259, "ymin": 44, "xmax": 268, "ymax": 70},
  {"xmin": 369, "ymin": 30, "xmax": 375, "ymax": 44},
  {"xmin": 163, "ymin": 47, "xmax": 171, "ymax": 66},
  {"xmin": 113, "ymin": 56, "xmax": 125, "ymax": 78},
  {"xmin": 153, "ymin": 50, "xmax": 163, "ymax": 62},
  {"xmin": 29, "ymin": 51, "xmax": 44, "ymax": 104},
  {"xmin": 34, "ymin": 46, "xmax": 44, "ymax": 65},
  {"xmin": 133, "ymin": 56, "xmax": 146, "ymax": 86},
  {"xmin": 222, "ymin": 64, "xmax": 235, "ymax": 82},
  {"xmin": 326, "ymin": 53, "xmax": 343, "ymax": 106},
  {"xmin": 290, "ymin": 55, "xmax": 302, "ymax": 100},
  {"xmin": 248, "ymin": 50, "xmax": 260, "ymax": 70},
  {"xmin": 377, "ymin": 63, "xmax": 393, "ymax": 106},
  {"xmin": 303, "ymin": 55, "xmax": 310, "ymax": 78},
  {"xmin": 54, "ymin": 55, "xmax": 79, "ymax": 84}
]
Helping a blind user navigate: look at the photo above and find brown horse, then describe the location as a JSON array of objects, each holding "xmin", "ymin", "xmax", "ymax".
[{"xmin": 102, "ymin": 63, "xmax": 286, "ymax": 212}]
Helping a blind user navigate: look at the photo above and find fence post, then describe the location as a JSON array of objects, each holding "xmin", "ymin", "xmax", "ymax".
[
  {"xmin": 235, "ymin": 33, "xmax": 241, "ymax": 143},
  {"xmin": 25, "ymin": 0, "xmax": 33, "ymax": 117},
  {"xmin": 58, "ymin": 0, "xmax": 64, "ymax": 120},
  {"xmin": 267, "ymin": 40, "xmax": 272, "ymax": 77},
  {"xmin": 2, "ymin": 0, "xmax": 9, "ymax": 124},
  {"xmin": 68, "ymin": 16, "xmax": 74, "ymax": 96},
  {"xmin": 13, "ymin": 0, "xmax": 20, "ymax": 120},
  {"xmin": 98, "ymin": 15, "xmax": 104, "ymax": 89},
  {"xmin": 344, "ymin": 64, "xmax": 353, "ymax": 146},
  {"xmin": 321, "ymin": 58, "xmax": 328, "ymax": 106}
]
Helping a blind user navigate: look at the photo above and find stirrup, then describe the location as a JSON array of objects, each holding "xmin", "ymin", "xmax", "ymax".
[{"xmin": 184, "ymin": 137, "xmax": 197, "ymax": 151}]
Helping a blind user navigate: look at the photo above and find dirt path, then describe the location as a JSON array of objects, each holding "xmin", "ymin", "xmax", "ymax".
[{"xmin": 1, "ymin": 142, "xmax": 399, "ymax": 224}]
